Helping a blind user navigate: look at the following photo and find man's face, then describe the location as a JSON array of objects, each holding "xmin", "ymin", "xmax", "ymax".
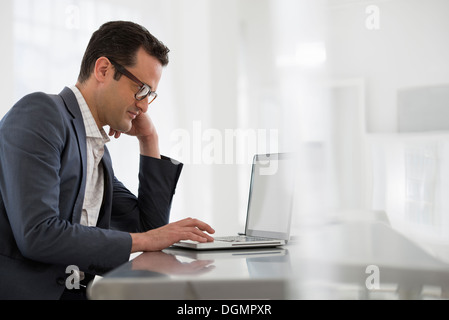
[{"xmin": 101, "ymin": 48, "xmax": 163, "ymax": 133}]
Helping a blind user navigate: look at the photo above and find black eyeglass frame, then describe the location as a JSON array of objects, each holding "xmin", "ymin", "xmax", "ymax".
[{"xmin": 108, "ymin": 58, "xmax": 157, "ymax": 104}]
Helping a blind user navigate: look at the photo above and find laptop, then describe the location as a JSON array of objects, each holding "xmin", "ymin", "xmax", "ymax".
[
  {"xmin": 165, "ymin": 246, "xmax": 289, "ymax": 260},
  {"xmin": 173, "ymin": 153, "xmax": 295, "ymax": 250}
]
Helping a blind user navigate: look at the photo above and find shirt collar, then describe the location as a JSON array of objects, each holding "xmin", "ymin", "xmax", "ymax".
[{"xmin": 70, "ymin": 85, "xmax": 110, "ymax": 143}]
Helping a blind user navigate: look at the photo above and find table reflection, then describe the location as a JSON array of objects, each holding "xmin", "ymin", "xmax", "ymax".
[
  {"xmin": 163, "ymin": 247, "xmax": 292, "ymax": 280},
  {"xmin": 131, "ymin": 251, "xmax": 215, "ymax": 277}
]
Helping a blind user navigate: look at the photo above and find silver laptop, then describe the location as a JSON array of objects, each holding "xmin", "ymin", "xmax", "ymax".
[{"xmin": 173, "ymin": 153, "xmax": 295, "ymax": 250}]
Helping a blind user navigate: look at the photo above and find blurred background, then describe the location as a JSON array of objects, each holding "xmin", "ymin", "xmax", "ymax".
[{"xmin": 2, "ymin": 0, "xmax": 449, "ymax": 287}]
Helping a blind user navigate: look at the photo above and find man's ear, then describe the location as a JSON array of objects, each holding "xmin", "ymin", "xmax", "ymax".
[{"xmin": 93, "ymin": 57, "xmax": 112, "ymax": 83}]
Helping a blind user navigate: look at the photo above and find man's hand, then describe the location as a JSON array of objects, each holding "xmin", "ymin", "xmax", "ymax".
[
  {"xmin": 109, "ymin": 112, "xmax": 161, "ymax": 158},
  {"xmin": 130, "ymin": 218, "xmax": 215, "ymax": 252}
]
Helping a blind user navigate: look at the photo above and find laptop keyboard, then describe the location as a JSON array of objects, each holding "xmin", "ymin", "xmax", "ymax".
[{"xmin": 215, "ymin": 235, "xmax": 274, "ymax": 242}]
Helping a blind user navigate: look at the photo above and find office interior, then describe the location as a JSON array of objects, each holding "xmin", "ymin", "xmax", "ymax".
[{"xmin": 1, "ymin": 0, "xmax": 449, "ymax": 300}]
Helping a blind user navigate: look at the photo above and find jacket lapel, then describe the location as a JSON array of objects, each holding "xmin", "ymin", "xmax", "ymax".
[{"xmin": 59, "ymin": 87, "xmax": 87, "ymax": 224}]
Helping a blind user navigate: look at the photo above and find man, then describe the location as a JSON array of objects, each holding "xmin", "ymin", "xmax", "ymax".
[{"xmin": 0, "ymin": 21, "xmax": 214, "ymax": 300}]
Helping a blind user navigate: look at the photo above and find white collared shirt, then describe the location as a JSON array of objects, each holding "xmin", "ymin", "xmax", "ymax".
[{"xmin": 70, "ymin": 86, "xmax": 110, "ymax": 227}]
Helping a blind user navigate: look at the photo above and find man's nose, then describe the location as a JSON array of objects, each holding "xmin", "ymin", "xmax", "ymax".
[{"xmin": 136, "ymin": 98, "xmax": 149, "ymax": 114}]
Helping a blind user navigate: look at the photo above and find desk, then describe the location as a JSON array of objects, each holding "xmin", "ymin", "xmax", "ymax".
[{"xmin": 88, "ymin": 221, "xmax": 449, "ymax": 300}]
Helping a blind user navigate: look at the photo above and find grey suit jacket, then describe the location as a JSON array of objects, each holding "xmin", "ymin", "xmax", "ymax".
[{"xmin": 0, "ymin": 87, "xmax": 183, "ymax": 299}]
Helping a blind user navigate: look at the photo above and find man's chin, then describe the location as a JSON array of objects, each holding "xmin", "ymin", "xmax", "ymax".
[
  {"xmin": 110, "ymin": 125, "xmax": 131, "ymax": 135},
  {"xmin": 117, "ymin": 122, "xmax": 133, "ymax": 133}
]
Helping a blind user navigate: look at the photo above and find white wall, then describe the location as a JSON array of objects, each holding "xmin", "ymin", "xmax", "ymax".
[
  {"xmin": 0, "ymin": 0, "xmax": 14, "ymax": 112},
  {"xmin": 324, "ymin": 0, "xmax": 449, "ymax": 251},
  {"xmin": 326, "ymin": 0, "xmax": 449, "ymax": 133}
]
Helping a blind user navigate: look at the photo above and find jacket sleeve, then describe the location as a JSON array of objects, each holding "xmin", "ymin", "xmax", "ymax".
[
  {"xmin": 110, "ymin": 155, "xmax": 183, "ymax": 233},
  {"xmin": 0, "ymin": 93, "xmax": 131, "ymax": 275}
]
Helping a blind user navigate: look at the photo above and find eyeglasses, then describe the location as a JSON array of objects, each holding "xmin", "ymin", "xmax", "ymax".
[{"xmin": 108, "ymin": 58, "xmax": 157, "ymax": 104}]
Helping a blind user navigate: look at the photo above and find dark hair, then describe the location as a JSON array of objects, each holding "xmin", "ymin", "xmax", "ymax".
[{"xmin": 78, "ymin": 21, "xmax": 170, "ymax": 83}]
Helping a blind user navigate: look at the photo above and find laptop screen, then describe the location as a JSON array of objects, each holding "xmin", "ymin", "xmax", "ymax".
[{"xmin": 245, "ymin": 153, "xmax": 295, "ymax": 240}]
